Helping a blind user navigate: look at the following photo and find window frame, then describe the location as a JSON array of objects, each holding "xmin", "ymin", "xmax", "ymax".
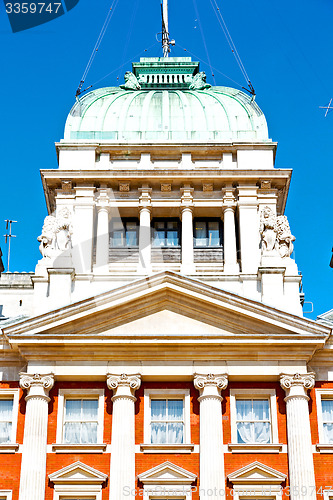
[
  {"xmin": 229, "ymin": 389, "xmax": 280, "ymax": 453},
  {"xmin": 0, "ymin": 491, "xmax": 12, "ymax": 500},
  {"xmin": 315, "ymin": 389, "xmax": 333, "ymax": 450},
  {"xmin": 142, "ymin": 389, "xmax": 192, "ymax": 453},
  {"xmin": 193, "ymin": 218, "xmax": 222, "ymax": 248},
  {"xmin": 0, "ymin": 389, "xmax": 19, "ymax": 452},
  {"xmin": 152, "ymin": 218, "xmax": 181, "ymax": 248},
  {"xmin": 54, "ymin": 389, "xmax": 104, "ymax": 453},
  {"xmin": 110, "ymin": 218, "xmax": 139, "ymax": 248}
]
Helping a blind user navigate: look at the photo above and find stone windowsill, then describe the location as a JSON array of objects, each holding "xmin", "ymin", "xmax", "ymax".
[
  {"xmin": 316, "ymin": 444, "xmax": 333, "ymax": 453},
  {"xmin": 140, "ymin": 443, "xmax": 194, "ymax": 454},
  {"xmin": 0, "ymin": 443, "xmax": 19, "ymax": 453},
  {"xmin": 52, "ymin": 443, "xmax": 107, "ymax": 453},
  {"xmin": 228, "ymin": 443, "xmax": 283, "ymax": 453}
]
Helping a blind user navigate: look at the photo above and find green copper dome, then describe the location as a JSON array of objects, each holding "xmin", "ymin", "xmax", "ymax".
[{"xmin": 64, "ymin": 57, "xmax": 269, "ymax": 143}]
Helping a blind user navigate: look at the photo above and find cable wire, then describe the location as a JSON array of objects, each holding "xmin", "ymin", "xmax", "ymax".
[{"xmin": 192, "ymin": 0, "xmax": 216, "ymax": 85}]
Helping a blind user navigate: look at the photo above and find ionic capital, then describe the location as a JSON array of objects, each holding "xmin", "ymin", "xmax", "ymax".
[
  {"xmin": 222, "ymin": 187, "xmax": 237, "ymax": 209},
  {"xmin": 19, "ymin": 373, "xmax": 55, "ymax": 402},
  {"xmin": 194, "ymin": 373, "xmax": 228, "ymax": 402},
  {"xmin": 107, "ymin": 373, "xmax": 141, "ymax": 402},
  {"xmin": 280, "ymin": 372, "xmax": 315, "ymax": 401},
  {"xmin": 180, "ymin": 185, "xmax": 194, "ymax": 210}
]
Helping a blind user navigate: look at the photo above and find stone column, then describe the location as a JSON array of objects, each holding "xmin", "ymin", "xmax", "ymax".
[
  {"xmin": 222, "ymin": 187, "xmax": 239, "ymax": 274},
  {"xmin": 107, "ymin": 373, "xmax": 141, "ymax": 500},
  {"xmin": 19, "ymin": 373, "xmax": 54, "ymax": 500},
  {"xmin": 96, "ymin": 189, "xmax": 110, "ymax": 274},
  {"xmin": 138, "ymin": 187, "xmax": 152, "ymax": 273},
  {"xmin": 280, "ymin": 373, "xmax": 316, "ymax": 500},
  {"xmin": 181, "ymin": 186, "xmax": 195, "ymax": 274},
  {"xmin": 194, "ymin": 373, "xmax": 228, "ymax": 498},
  {"xmin": 72, "ymin": 186, "xmax": 96, "ymax": 274}
]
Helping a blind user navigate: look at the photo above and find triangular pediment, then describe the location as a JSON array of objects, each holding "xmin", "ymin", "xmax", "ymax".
[
  {"xmin": 228, "ymin": 461, "xmax": 286, "ymax": 484},
  {"xmin": 4, "ymin": 272, "xmax": 329, "ymax": 361},
  {"xmin": 138, "ymin": 461, "xmax": 196, "ymax": 485},
  {"xmin": 49, "ymin": 461, "xmax": 108, "ymax": 484}
]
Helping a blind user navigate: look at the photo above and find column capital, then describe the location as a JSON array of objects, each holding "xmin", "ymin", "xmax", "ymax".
[
  {"xmin": 96, "ymin": 188, "xmax": 111, "ymax": 211},
  {"xmin": 222, "ymin": 187, "xmax": 237, "ymax": 211},
  {"xmin": 194, "ymin": 373, "xmax": 228, "ymax": 402},
  {"xmin": 280, "ymin": 372, "xmax": 315, "ymax": 401},
  {"xmin": 180, "ymin": 185, "xmax": 194, "ymax": 210},
  {"xmin": 107, "ymin": 373, "xmax": 141, "ymax": 402},
  {"xmin": 139, "ymin": 186, "xmax": 152, "ymax": 211},
  {"xmin": 19, "ymin": 373, "xmax": 55, "ymax": 402}
]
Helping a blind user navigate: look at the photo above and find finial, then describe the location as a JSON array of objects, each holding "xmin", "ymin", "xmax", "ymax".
[{"xmin": 161, "ymin": 0, "xmax": 175, "ymax": 57}]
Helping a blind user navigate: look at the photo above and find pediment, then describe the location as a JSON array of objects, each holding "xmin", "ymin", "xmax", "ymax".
[
  {"xmin": 138, "ymin": 461, "xmax": 196, "ymax": 485},
  {"xmin": 49, "ymin": 461, "xmax": 108, "ymax": 484},
  {"xmin": 228, "ymin": 461, "xmax": 286, "ymax": 485},
  {"xmin": 4, "ymin": 272, "xmax": 329, "ymax": 360}
]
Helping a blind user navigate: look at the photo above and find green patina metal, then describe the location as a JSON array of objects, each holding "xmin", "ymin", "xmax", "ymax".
[{"xmin": 64, "ymin": 57, "xmax": 270, "ymax": 143}]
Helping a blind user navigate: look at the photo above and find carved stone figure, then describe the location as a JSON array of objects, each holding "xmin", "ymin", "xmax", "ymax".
[
  {"xmin": 120, "ymin": 71, "xmax": 141, "ymax": 91},
  {"xmin": 259, "ymin": 206, "xmax": 295, "ymax": 258},
  {"xmin": 189, "ymin": 72, "xmax": 211, "ymax": 90},
  {"xmin": 276, "ymin": 215, "xmax": 295, "ymax": 258},
  {"xmin": 37, "ymin": 208, "xmax": 72, "ymax": 259},
  {"xmin": 259, "ymin": 206, "xmax": 277, "ymax": 252}
]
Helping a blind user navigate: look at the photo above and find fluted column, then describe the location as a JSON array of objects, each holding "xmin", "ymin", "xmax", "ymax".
[
  {"xmin": 19, "ymin": 373, "xmax": 54, "ymax": 500},
  {"xmin": 280, "ymin": 373, "xmax": 316, "ymax": 500},
  {"xmin": 107, "ymin": 373, "xmax": 141, "ymax": 500},
  {"xmin": 194, "ymin": 373, "xmax": 228, "ymax": 498},
  {"xmin": 95, "ymin": 189, "xmax": 110, "ymax": 274},
  {"xmin": 181, "ymin": 186, "xmax": 195, "ymax": 274},
  {"xmin": 138, "ymin": 187, "xmax": 152, "ymax": 273},
  {"xmin": 222, "ymin": 187, "xmax": 239, "ymax": 274}
]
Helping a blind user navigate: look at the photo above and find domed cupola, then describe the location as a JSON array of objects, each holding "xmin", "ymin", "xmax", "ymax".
[{"xmin": 64, "ymin": 57, "xmax": 269, "ymax": 143}]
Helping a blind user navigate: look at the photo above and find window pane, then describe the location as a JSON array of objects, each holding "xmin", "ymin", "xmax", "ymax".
[
  {"xmin": 168, "ymin": 400, "xmax": 183, "ymax": 420},
  {"xmin": 237, "ymin": 421, "xmax": 252, "ymax": 443},
  {"xmin": 195, "ymin": 221, "xmax": 207, "ymax": 246},
  {"xmin": 153, "ymin": 230, "xmax": 165, "ymax": 246},
  {"xmin": 80, "ymin": 422, "xmax": 98, "ymax": 444},
  {"xmin": 126, "ymin": 222, "xmax": 137, "ymax": 246},
  {"xmin": 0, "ymin": 400, "xmax": 13, "ymax": 421},
  {"xmin": 0, "ymin": 422, "xmax": 12, "ymax": 443},
  {"xmin": 253, "ymin": 421, "xmax": 271, "ymax": 443},
  {"xmin": 168, "ymin": 422, "xmax": 184, "ymax": 444},
  {"xmin": 208, "ymin": 221, "xmax": 220, "ymax": 246},
  {"xmin": 82, "ymin": 400, "xmax": 98, "ymax": 420},
  {"xmin": 151, "ymin": 400, "xmax": 166, "ymax": 420},
  {"xmin": 323, "ymin": 423, "xmax": 333, "ymax": 443},
  {"xmin": 236, "ymin": 399, "xmax": 252, "ymax": 421},
  {"xmin": 252, "ymin": 399, "xmax": 270, "ymax": 421},
  {"xmin": 166, "ymin": 223, "xmax": 178, "ymax": 246},
  {"xmin": 322, "ymin": 400, "xmax": 333, "ymax": 422},
  {"xmin": 63, "ymin": 422, "xmax": 81, "ymax": 443},
  {"xmin": 151, "ymin": 423, "xmax": 167, "ymax": 443},
  {"xmin": 112, "ymin": 230, "xmax": 125, "ymax": 247},
  {"xmin": 65, "ymin": 400, "xmax": 81, "ymax": 421}
]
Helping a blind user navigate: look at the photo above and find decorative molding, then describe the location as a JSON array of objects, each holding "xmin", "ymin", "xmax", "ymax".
[
  {"xmin": 0, "ymin": 443, "xmax": 19, "ymax": 454},
  {"xmin": 107, "ymin": 373, "xmax": 141, "ymax": 392},
  {"xmin": 138, "ymin": 461, "xmax": 196, "ymax": 485},
  {"xmin": 194, "ymin": 373, "xmax": 228, "ymax": 392},
  {"xmin": 140, "ymin": 443, "xmax": 194, "ymax": 454},
  {"xmin": 228, "ymin": 460, "xmax": 286, "ymax": 484},
  {"xmin": 316, "ymin": 444, "xmax": 333, "ymax": 453},
  {"xmin": 119, "ymin": 182, "xmax": 130, "ymax": 192},
  {"xmin": 19, "ymin": 373, "xmax": 54, "ymax": 400},
  {"xmin": 228, "ymin": 443, "xmax": 282, "ymax": 453},
  {"xmin": 52, "ymin": 443, "xmax": 106, "ymax": 454},
  {"xmin": 60, "ymin": 180, "xmax": 73, "ymax": 192},
  {"xmin": 280, "ymin": 372, "xmax": 315, "ymax": 394},
  {"xmin": 203, "ymin": 183, "xmax": 213, "ymax": 192},
  {"xmin": 260, "ymin": 179, "xmax": 272, "ymax": 190},
  {"xmin": 49, "ymin": 460, "xmax": 108, "ymax": 484},
  {"xmin": 161, "ymin": 183, "xmax": 172, "ymax": 192}
]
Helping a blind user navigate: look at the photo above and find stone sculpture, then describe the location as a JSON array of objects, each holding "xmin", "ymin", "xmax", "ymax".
[
  {"xmin": 259, "ymin": 206, "xmax": 295, "ymax": 258},
  {"xmin": 120, "ymin": 71, "xmax": 141, "ymax": 91},
  {"xmin": 189, "ymin": 72, "xmax": 211, "ymax": 90},
  {"xmin": 38, "ymin": 208, "xmax": 72, "ymax": 259}
]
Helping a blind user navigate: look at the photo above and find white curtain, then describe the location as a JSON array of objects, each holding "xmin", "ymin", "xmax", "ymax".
[
  {"xmin": 64, "ymin": 399, "xmax": 98, "ymax": 444},
  {"xmin": 0, "ymin": 400, "xmax": 13, "ymax": 444},
  {"xmin": 322, "ymin": 400, "xmax": 333, "ymax": 443},
  {"xmin": 236, "ymin": 399, "xmax": 271, "ymax": 444},
  {"xmin": 151, "ymin": 399, "xmax": 184, "ymax": 444}
]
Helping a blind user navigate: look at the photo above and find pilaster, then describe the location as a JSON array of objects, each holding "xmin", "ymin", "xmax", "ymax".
[
  {"xmin": 222, "ymin": 187, "xmax": 239, "ymax": 274},
  {"xmin": 180, "ymin": 186, "xmax": 195, "ymax": 275},
  {"xmin": 95, "ymin": 188, "xmax": 111, "ymax": 274},
  {"xmin": 72, "ymin": 186, "xmax": 96, "ymax": 275},
  {"xmin": 138, "ymin": 186, "xmax": 152, "ymax": 273}
]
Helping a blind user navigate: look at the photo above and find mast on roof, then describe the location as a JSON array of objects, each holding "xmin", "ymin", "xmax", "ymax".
[{"xmin": 161, "ymin": 0, "xmax": 175, "ymax": 57}]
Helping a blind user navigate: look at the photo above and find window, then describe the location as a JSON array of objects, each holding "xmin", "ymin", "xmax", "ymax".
[
  {"xmin": 54, "ymin": 389, "xmax": 105, "ymax": 452},
  {"xmin": 0, "ymin": 493, "xmax": 12, "ymax": 500},
  {"xmin": 235, "ymin": 399, "xmax": 271, "ymax": 444},
  {"xmin": 151, "ymin": 399, "xmax": 184, "ymax": 444},
  {"xmin": 49, "ymin": 461, "xmax": 107, "ymax": 500},
  {"xmin": 110, "ymin": 219, "xmax": 138, "ymax": 247},
  {"xmin": 142, "ymin": 389, "xmax": 193, "ymax": 453},
  {"xmin": 153, "ymin": 220, "xmax": 180, "ymax": 247},
  {"xmin": 0, "ymin": 390, "xmax": 19, "ymax": 452},
  {"xmin": 315, "ymin": 389, "xmax": 333, "ymax": 451},
  {"xmin": 63, "ymin": 399, "xmax": 98, "ymax": 444},
  {"xmin": 194, "ymin": 219, "xmax": 221, "ymax": 247},
  {"xmin": 229, "ymin": 389, "xmax": 281, "ymax": 452}
]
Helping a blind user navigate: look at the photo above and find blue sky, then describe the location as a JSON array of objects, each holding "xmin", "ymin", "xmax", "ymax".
[{"xmin": 0, "ymin": 0, "xmax": 332, "ymax": 319}]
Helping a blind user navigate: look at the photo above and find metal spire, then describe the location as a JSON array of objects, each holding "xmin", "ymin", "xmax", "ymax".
[{"xmin": 161, "ymin": 0, "xmax": 175, "ymax": 57}]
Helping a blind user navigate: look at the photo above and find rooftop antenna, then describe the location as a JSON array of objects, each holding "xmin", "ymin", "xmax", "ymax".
[
  {"xmin": 161, "ymin": 0, "xmax": 175, "ymax": 57},
  {"xmin": 319, "ymin": 98, "xmax": 333, "ymax": 117},
  {"xmin": 3, "ymin": 219, "xmax": 17, "ymax": 272}
]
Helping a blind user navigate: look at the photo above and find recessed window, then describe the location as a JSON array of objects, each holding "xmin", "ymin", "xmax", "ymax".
[
  {"xmin": 63, "ymin": 399, "xmax": 99, "ymax": 444},
  {"xmin": 151, "ymin": 399, "xmax": 184, "ymax": 444},
  {"xmin": 153, "ymin": 220, "xmax": 180, "ymax": 247},
  {"xmin": 236, "ymin": 399, "xmax": 271, "ymax": 444},
  {"xmin": 316, "ymin": 389, "xmax": 333, "ymax": 450},
  {"xmin": 0, "ymin": 400, "xmax": 14, "ymax": 444},
  {"xmin": 321, "ymin": 399, "xmax": 333, "ymax": 443},
  {"xmin": 194, "ymin": 219, "xmax": 221, "ymax": 247},
  {"xmin": 110, "ymin": 219, "xmax": 138, "ymax": 247}
]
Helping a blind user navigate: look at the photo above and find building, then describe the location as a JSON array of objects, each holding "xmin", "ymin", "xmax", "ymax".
[{"xmin": 0, "ymin": 56, "xmax": 333, "ymax": 500}]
